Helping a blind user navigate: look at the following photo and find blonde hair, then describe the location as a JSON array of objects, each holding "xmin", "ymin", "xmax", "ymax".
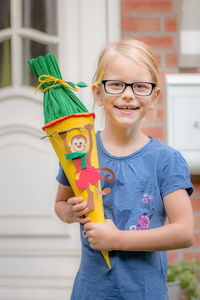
[{"xmin": 93, "ymin": 38, "xmax": 159, "ymax": 86}]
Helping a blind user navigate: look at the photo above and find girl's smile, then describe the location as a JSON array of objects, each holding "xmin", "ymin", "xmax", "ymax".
[
  {"xmin": 113, "ymin": 103, "xmax": 140, "ymax": 118},
  {"xmin": 113, "ymin": 104, "xmax": 139, "ymax": 112}
]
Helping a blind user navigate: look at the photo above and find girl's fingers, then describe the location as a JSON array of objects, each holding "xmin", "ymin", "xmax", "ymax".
[
  {"xmin": 72, "ymin": 201, "xmax": 88, "ymax": 213},
  {"xmin": 84, "ymin": 222, "xmax": 93, "ymax": 231},
  {"xmin": 68, "ymin": 197, "xmax": 83, "ymax": 206},
  {"xmin": 68, "ymin": 197, "xmax": 90, "ymax": 218},
  {"xmin": 78, "ymin": 216, "xmax": 90, "ymax": 224},
  {"xmin": 67, "ymin": 197, "xmax": 91, "ymax": 221},
  {"xmin": 75, "ymin": 206, "xmax": 90, "ymax": 217},
  {"xmin": 68, "ymin": 197, "xmax": 87, "ymax": 211},
  {"xmin": 68, "ymin": 197, "xmax": 88, "ymax": 211}
]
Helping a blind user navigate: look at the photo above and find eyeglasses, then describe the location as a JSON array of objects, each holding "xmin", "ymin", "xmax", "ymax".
[{"xmin": 101, "ymin": 80, "xmax": 156, "ymax": 96}]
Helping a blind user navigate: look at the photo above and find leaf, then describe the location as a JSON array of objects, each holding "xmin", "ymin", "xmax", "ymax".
[{"xmin": 77, "ymin": 81, "xmax": 88, "ymax": 88}]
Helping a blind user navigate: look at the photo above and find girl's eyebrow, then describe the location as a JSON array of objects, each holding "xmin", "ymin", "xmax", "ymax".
[{"xmin": 103, "ymin": 78, "xmax": 151, "ymax": 82}]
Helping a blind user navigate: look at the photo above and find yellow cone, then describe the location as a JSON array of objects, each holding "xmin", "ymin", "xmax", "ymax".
[{"xmin": 43, "ymin": 112, "xmax": 110, "ymax": 269}]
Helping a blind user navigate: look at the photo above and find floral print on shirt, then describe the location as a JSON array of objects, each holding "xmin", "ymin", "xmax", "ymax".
[{"xmin": 130, "ymin": 191, "xmax": 155, "ymax": 231}]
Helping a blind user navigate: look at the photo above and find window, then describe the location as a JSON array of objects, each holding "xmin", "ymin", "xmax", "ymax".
[
  {"xmin": 179, "ymin": 0, "xmax": 200, "ymax": 68},
  {"xmin": 0, "ymin": 0, "xmax": 58, "ymax": 89},
  {"xmin": 0, "ymin": 1, "xmax": 11, "ymax": 88}
]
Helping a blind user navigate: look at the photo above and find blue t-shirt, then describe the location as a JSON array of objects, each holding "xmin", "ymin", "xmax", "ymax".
[{"xmin": 56, "ymin": 133, "xmax": 193, "ymax": 300}]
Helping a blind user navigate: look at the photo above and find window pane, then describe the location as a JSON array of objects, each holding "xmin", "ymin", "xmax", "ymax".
[
  {"xmin": 0, "ymin": 40, "xmax": 12, "ymax": 88},
  {"xmin": 0, "ymin": 0, "xmax": 10, "ymax": 30},
  {"xmin": 22, "ymin": 0, "xmax": 57, "ymax": 35},
  {"xmin": 182, "ymin": 0, "xmax": 200, "ymax": 30},
  {"xmin": 23, "ymin": 39, "xmax": 57, "ymax": 86},
  {"xmin": 179, "ymin": 0, "xmax": 200, "ymax": 67}
]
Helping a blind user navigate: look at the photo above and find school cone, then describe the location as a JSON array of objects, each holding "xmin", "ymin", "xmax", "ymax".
[
  {"xmin": 28, "ymin": 54, "xmax": 111, "ymax": 269},
  {"xmin": 42, "ymin": 112, "xmax": 110, "ymax": 268}
]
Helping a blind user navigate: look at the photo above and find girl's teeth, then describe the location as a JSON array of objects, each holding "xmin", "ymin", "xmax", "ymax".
[{"xmin": 118, "ymin": 107, "xmax": 135, "ymax": 110}]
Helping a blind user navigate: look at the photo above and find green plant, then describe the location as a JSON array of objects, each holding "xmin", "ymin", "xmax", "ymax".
[{"xmin": 167, "ymin": 259, "xmax": 200, "ymax": 300}]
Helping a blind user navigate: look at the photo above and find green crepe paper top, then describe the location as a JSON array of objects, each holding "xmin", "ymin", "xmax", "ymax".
[{"xmin": 28, "ymin": 53, "xmax": 89, "ymax": 124}]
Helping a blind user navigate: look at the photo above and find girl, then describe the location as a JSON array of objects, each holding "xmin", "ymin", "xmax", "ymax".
[{"xmin": 55, "ymin": 39, "xmax": 194, "ymax": 300}]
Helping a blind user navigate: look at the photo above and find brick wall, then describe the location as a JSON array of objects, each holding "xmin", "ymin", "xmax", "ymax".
[{"xmin": 121, "ymin": 0, "xmax": 200, "ymax": 270}]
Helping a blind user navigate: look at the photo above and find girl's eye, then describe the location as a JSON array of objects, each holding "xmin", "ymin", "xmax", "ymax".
[
  {"xmin": 109, "ymin": 81, "xmax": 124, "ymax": 89},
  {"xmin": 135, "ymin": 84, "xmax": 144, "ymax": 89},
  {"xmin": 134, "ymin": 83, "xmax": 149, "ymax": 90},
  {"xmin": 113, "ymin": 82, "xmax": 122, "ymax": 87}
]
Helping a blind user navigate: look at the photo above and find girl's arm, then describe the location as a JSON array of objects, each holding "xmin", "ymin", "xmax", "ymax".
[
  {"xmin": 55, "ymin": 183, "xmax": 90, "ymax": 224},
  {"xmin": 84, "ymin": 188, "xmax": 194, "ymax": 251}
]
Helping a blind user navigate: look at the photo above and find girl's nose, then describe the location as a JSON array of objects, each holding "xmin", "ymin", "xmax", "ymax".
[{"xmin": 121, "ymin": 86, "xmax": 135, "ymax": 100}]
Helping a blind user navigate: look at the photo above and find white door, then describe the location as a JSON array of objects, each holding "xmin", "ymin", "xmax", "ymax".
[{"xmin": 0, "ymin": 1, "xmax": 120, "ymax": 299}]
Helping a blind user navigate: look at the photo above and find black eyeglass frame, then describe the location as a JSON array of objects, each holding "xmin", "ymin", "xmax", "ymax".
[{"xmin": 101, "ymin": 80, "xmax": 156, "ymax": 96}]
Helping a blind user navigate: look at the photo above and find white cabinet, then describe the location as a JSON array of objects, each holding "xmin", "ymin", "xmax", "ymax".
[{"xmin": 166, "ymin": 74, "xmax": 200, "ymax": 174}]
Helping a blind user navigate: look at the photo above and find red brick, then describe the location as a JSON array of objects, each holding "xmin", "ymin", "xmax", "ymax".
[
  {"xmin": 159, "ymin": 70, "xmax": 176, "ymax": 85},
  {"xmin": 130, "ymin": 35, "xmax": 174, "ymax": 50},
  {"xmin": 142, "ymin": 126, "xmax": 163, "ymax": 141},
  {"xmin": 166, "ymin": 53, "xmax": 178, "ymax": 68},
  {"xmin": 180, "ymin": 68, "xmax": 200, "ymax": 73},
  {"xmin": 194, "ymin": 214, "xmax": 200, "ymax": 230},
  {"xmin": 168, "ymin": 251, "xmax": 179, "ymax": 262},
  {"xmin": 122, "ymin": 17, "xmax": 160, "ymax": 32},
  {"xmin": 164, "ymin": 18, "xmax": 177, "ymax": 32},
  {"xmin": 190, "ymin": 198, "xmax": 200, "ymax": 212},
  {"xmin": 154, "ymin": 53, "xmax": 161, "ymax": 68},
  {"xmin": 194, "ymin": 233, "xmax": 200, "ymax": 248},
  {"xmin": 122, "ymin": 0, "xmax": 173, "ymax": 14},
  {"xmin": 183, "ymin": 252, "xmax": 200, "ymax": 264}
]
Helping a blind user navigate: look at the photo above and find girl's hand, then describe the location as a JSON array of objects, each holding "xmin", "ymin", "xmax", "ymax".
[
  {"xmin": 67, "ymin": 197, "xmax": 91, "ymax": 224},
  {"xmin": 55, "ymin": 184, "xmax": 91, "ymax": 224},
  {"xmin": 84, "ymin": 219, "xmax": 120, "ymax": 251}
]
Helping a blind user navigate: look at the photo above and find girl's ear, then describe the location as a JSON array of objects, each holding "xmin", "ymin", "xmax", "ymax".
[
  {"xmin": 92, "ymin": 85, "xmax": 103, "ymax": 107},
  {"xmin": 154, "ymin": 87, "xmax": 160, "ymax": 98}
]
